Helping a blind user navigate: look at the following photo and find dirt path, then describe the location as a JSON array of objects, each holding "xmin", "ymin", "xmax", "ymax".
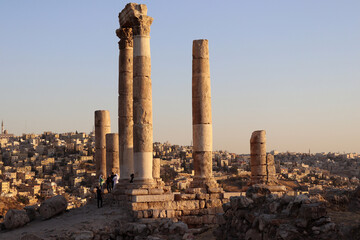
[
  {"xmin": 0, "ymin": 201, "xmax": 129, "ymax": 240},
  {"xmin": 194, "ymin": 228, "xmax": 216, "ymax": 240}
]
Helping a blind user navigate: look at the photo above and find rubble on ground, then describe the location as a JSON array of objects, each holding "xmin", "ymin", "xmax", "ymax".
[{"xmin": 215, "ymin": 185, "xmax": 340, "ymax": 240}]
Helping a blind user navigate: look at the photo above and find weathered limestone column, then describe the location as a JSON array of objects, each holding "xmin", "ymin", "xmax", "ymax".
[
  {"xmin": 191, "ymin": 39, "xmax": 217, "ymax": 188},
  {"xmin": 152, "ymin": 157, "xmax": 160, "ymax": 180},
  {"xmin": 250, "ymin": 130, "xmax": 267, "ymax": 184},
  {"xmin": 266, "ymin": 154, "xmax": 277, "ymax": 182},
  {"xmin": 95, "ymin": 110, "xmax": 111, "ymax": 178},
  {"xmin": 250, "ymin": 130, "xmax": 278, "ymax": 185},
  {"xmin": 132, "ymin": 15, "xmax": 154, "ymax": 182},
  {"xmin": 106, "ymin": 133, "xmax": 120, "ymax": 176},
  {"xmin": 116, "ymin": 27, "xmax": 134, "ymax": 180}
]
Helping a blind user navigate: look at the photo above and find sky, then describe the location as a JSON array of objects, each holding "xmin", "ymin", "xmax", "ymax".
[{"xmin": 0, "ymin": 1, "xmax": 359, "ymax": 154}]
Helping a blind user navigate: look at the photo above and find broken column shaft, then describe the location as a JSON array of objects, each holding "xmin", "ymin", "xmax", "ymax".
[
  {"xmin": 250, "ymin": 130, "xmax": 277, "ymax": 184},
  {"xmin": 95, "ymin": 110, "xmax": 111, "ymax": 178},
  {"xmin": 117, "ymin": 27, "xmax": 134, "ymax": 181},
  {"xmin": 106, "ymin": 133, "xmax": 120, "ymax": 176}
]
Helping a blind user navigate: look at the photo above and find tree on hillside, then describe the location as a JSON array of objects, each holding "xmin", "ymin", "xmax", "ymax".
[{"xmin": 160, "ymin": 165, "xmax": 178, "ymax": 183}]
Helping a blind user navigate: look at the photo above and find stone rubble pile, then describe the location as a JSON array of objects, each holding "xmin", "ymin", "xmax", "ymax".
[
  {"xmin": 1, "ymin": 195, "xmax": 67, "ymax": 230},
  {"xmin": 215, "ymin": 186, "xmax": 340, "ymax": 240},
  {"xmin": 325, "ymin": 186, "xmax": 360, "ymax": 211}
]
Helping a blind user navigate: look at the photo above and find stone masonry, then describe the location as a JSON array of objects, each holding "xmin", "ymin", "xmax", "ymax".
[
  {"xmin": 132, "ymin": 13, "xmax": 154, "ymax": 183},
  {"xmin": 95, "ymin": 110, "xmax": 111, "ymax": 178},
  {"xmin": 250, "ymin": 130, "xmax": 277, "ymax": 185},
  {"xmin": 190, "ymin": 39, "xmax": 219, "ymax": 190},
  {"xmin": 116, "ymin": 26, "xmax": 134, "ymax": 181},
  {"xmin": 110, "ymin": 4, "xmax": 235, "ymax": 226},
  {"xmin": 114, "ymin": 4, "xmax": 166, "ymax": 199},
  {"xmin": 110, "ymin": 3, "xmax": 277, "ymax": 226},
  {"xmin": 106, "ymin": 133, "xmax": 120, "ymax": 176},
  {"xmin": 118, "ymin": 3, "xmax": 154, "ymax": 184}
]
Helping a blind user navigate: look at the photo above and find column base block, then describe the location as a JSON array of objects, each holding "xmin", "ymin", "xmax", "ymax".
[
  {"xmin": 189, "ymin": 177, "xmax": 220, "ymax": 189},
  {"xmin": 242, "ymin": 184, "xmax": 287, "ymax": 194},
  {"xmin": 109, "ymin": 177, "xmax": 246, "ymax": 226},
  {"xmin": 131, "ymin": 193, "xmax": 174, "ymax": 202},
  {"xmin": 250, "ymin": 175, "xmax": 279, "ymax": 185}
]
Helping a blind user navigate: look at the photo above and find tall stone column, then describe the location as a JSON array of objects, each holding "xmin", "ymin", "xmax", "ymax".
[
  {"xmin": 132, "ymin": 15, "xmax": 154, "ymax": 182},
  {"xmin": 106, "ymin": 133, "xmax": 119, "ymax": 176},
  {"xmin": 191, "ymin": 39, "xmax": 217, "ymax": 188},
  {"xmin": 95, "ymin": 110, "xmax": 111, "ymax": 178},
  {"xmin": 117, "ymin": 27, "xmax": 134, "ymax": 180}
]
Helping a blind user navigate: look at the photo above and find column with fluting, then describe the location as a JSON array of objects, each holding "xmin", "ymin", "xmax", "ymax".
[
  {"xmin": 192, "ymin": 39, "xmax": 216, "ymax": 188},
  {"xmin": 116, "ymin": 27, "xmax": 134, "ymax": 181},
  {"xmin": 95, "ymin": 110, "xmax": 111, "ymax": 178},
  {"xmin": 106, "ymin": 133, "xmax": 119, "ymax": 176},
  {"xmin": 132, "ymin": 15, "xmax": 154, "ymax": 182}
]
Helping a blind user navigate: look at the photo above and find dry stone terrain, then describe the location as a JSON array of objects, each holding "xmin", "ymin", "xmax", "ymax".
[
  {"xmin": 0, "ymin": 196, "xmax": 25, "ymax": 218},
  {"xmin": 0, "ymin": 195, "xmax": 213, "ymax": 240},
  {"xmin": 1, "ymin": 187, "xmax": 359, "ymax": 239},
  {"xmin": 214, "ymin": 185, "xmax": 360, "ymax": 240}
]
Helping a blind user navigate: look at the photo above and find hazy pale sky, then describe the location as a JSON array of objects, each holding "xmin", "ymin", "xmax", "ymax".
[{"xmin": 0, "ymin": 1, "xmax": 359, "ymax": 154}]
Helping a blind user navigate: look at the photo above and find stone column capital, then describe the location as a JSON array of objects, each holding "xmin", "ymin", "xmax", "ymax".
[
  {"xmin": 132, "ymin": 15, "xmax": 153, "ymax": 36},
  {"xmin": 116, "ymin": 27, "xmax": 133, "ymax": 49}
]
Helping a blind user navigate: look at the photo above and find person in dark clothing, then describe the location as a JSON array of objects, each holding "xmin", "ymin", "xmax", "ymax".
[
  {"xmin": 106, "ymin": 175, "xmax": 112, "ymax": 193},
  {"xmin": 130, "ymin": 173, "xmax": 134, "ymax": 183},
  {"xmin": 96, "ymin": 187, "xmax": 103, "ymax": 208},
  {"xmin": 110, "ymin": 172, "xmax": 115, "ymax": 188}
]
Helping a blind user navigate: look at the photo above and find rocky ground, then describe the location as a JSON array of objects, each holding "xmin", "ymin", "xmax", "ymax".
[
  {"xmin": 214, "ymin": 185, "xmax": 360, "ymax": 240},
  {"xmin": 0, "ymin": 196, "xmax": 216, "ymax": 240},
  {"xmin": 0, "ymin": 200, "xmax": 129, "ymax": 240},
  {"xmin": 1, "ymin": 186, "xmax": 359, "ymax": 240}
]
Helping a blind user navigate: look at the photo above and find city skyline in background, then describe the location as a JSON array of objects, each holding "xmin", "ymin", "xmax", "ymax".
[{"xmin": 0, "ymin": 1, "xmax": 359, "ymax": 154}]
